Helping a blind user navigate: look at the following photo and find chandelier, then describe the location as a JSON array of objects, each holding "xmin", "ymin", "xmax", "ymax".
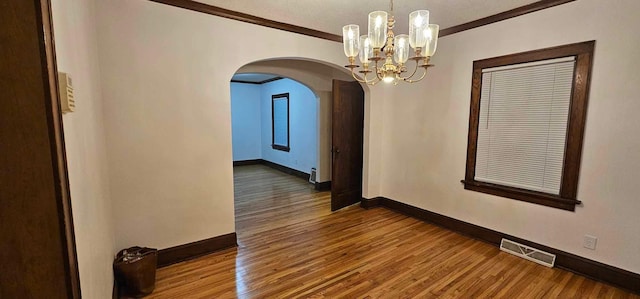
[{"xmin": 342, "ymin": 0, "xmax": 439, "ymax": 85}]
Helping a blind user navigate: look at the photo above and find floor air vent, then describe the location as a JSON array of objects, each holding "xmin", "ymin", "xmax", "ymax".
[
  {"xmin": 309, "ymin": 168, "xmax": 316, "ymax": 184},
  {"xmin": 500, "ymin": 239, "xmax": 556, "ymax": 267}
]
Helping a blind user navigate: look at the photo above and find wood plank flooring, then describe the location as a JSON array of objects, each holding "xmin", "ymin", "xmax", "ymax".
[{"xmin": 149, "ymin": 165, "xmax": 639, "ymax": 298}]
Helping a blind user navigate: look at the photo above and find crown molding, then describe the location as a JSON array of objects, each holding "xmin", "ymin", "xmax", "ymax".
[
  {"xmin": 148, "ymin": 0, "xmax": 576, "ymax": 43},
  {"xmin": 440, "ymin": 0, "xmax": 576, "ymax": 37},
  {"xmin": 148, "ymin": 0, "xmax": 342, "ymax": 42}
]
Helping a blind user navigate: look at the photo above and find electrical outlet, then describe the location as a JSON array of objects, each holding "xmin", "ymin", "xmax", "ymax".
[{"xmin": 583, "ymin": 235, "xmax": 597, "ymax": 250}]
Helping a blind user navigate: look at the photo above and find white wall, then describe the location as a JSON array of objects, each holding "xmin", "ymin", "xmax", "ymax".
[
  {"xmin": 95, "ymin": 0, "xmax": 351, "ymax": 250},
  {"xmin": 50, "ymin": 0, "xmax": 116, "ymax": 297},
  {"xmin": 374, "ymin": 0, "xmax": 640, "ymax": 274},
  {"xmin": 260, "ymin": 78, "xmax": 318, "ymax": 174},
  {"xmin": 230, "ymin": 82, "xmax": 262, "ymax": 161}
]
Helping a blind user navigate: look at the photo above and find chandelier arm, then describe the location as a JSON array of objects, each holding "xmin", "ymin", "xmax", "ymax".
[
  {"xmin": 376, "ymin": 70, "xmax": 384, "ymax": 81},
  {"xmin": 366, "ymin": 71, "xmax": 381, "ymax": 85},
  {"xmin": 364, "ymin": 71, "xmax": 381, "ymax": 85},
  {"xmin": 398, "ymin": 60, "xmax": 420, "ymax": 81},
  {"xmin": 350, "ymin": 68, "xmax": 381, "ymax": 85},
  {"xmin": 404, "ymin": 66, "xmax": 431, "ymax": 83},
  {"xmin": 350, "ymin": 70, "xmax": 368, "ymax": 83}
]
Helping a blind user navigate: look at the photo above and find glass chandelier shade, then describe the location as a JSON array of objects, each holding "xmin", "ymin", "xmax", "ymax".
[
  {"xmin": 368, "ymin": 11, "xmax": 388, "ymax": 49},
  {"xmin": 424, "ymin": 24, "xmax": 439, "ymax": 57},
  {"xmin": 341, "ymin": 0, "xmax": 439, "ymax": 85},
  {"xmin": 359, "ymin": 35, "xmax": 373, "ymax": 64},
  {"xmin": 409, "ymin": 10, "xmax": 429, "ymax": 49},
  {"xmin": 342, "ymin": 25, "xmax": 360, "ymax": 58},
  {"xmin": 393, "ymin": 34, "xmax": 409, "ymax": 64}
]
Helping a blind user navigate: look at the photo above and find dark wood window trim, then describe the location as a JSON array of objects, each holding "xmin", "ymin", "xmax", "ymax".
[
  {"xmin": 271, "ymin": 93, "xmax": 290, "ymax": 152},
  {"xmin": 463, "ymin": 40, "xmax": 595, "ymax": 211}
]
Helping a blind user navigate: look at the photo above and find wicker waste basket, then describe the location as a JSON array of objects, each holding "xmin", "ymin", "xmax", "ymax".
[{"xmin": 113, "ymin": 247, "xmax": 158, "ymax": 298}]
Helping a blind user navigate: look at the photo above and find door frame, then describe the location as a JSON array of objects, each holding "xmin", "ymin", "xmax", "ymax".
[{"xmin": 1, "ymin": 0, "xmax": 81, "ymax": 297}]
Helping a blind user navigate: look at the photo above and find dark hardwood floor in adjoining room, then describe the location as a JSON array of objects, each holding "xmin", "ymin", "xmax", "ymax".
[{"xmin": 149, "ymin": 164, "xmax": 638, "ymax": 298}]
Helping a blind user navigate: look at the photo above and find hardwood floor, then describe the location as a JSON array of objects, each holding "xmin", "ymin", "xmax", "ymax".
[{"xmin": 149, "ymin": 165, "xmax": 638, "ymax": 298}]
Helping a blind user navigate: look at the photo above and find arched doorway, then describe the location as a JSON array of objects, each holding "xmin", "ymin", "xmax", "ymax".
[{"xmin": 229, "ymin": 58, "xmax": 366, "ymax": 242}]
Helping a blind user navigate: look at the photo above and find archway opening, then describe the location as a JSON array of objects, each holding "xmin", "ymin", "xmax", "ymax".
[{"xmin": 228, "ymin": 58, "xmax": 367, "ymax": 244}]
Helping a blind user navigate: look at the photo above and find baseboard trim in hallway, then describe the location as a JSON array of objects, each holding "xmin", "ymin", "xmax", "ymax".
[
  {"xmin": 360, "ymin": 196, "xmax": 381, "ymax": 209},
  {"xmin": 233, "ymin": 159, "xmax": 311, "ymax": 181},
  {"xmin": 361, "ymin": 197, "xmax": 640, "ymax": 295},
  {"xmin": 314, "ymin": 181, "xmax": 331, "ymax": 191},
  {"xmin": 232, "ymin": 159, "xmax": 262, "ymax": 166},
  {"xmin": 157, "ymin": 232, "xmax": 237, "ymax": 267}
]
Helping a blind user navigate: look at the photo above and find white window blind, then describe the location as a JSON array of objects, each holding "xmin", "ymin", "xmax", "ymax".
[{"xmin": 475, "ymin": 58, "xmax": 575, "ymax": 194}]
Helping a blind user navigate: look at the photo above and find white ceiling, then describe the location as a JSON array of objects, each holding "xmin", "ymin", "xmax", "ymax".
[{"xmin": 197, "ymin": 0, "xmax": 540, "ymax": 36}]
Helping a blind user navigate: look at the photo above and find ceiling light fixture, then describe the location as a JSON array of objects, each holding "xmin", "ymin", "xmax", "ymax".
[{"xmin": 342, "ymin": 0, "xmax": 439, "ymax": 85}]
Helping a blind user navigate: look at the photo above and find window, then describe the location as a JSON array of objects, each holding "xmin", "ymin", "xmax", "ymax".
[
  {"xmin": 271, "ymin": 93, "xmax": 290, "ymax": 152},
  {"xmin": 463, "ymin": 41, "xmax": 595, "ymax": 211}
]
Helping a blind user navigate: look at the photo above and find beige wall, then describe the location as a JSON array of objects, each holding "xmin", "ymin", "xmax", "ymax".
[
  {"xmin": 50, "ymin": 0, "xmax": 116, "ymax": 297},
  {"xmin": 373, "ymin": 0, "xmax": 640, "ymax": 273},
  {"xmin": 52, "ymin": 1, "xmax": 640, "ymax": 297},
  {"xmin": 94, "ymin": 0, "xmax": 369, "ymax": 251}
]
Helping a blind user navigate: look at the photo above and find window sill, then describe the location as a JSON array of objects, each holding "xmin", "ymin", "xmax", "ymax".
[
  {"xmin": 272, "ymin": 144, "xmax": 290, "ymax": 152},
  {"xmin": 461, "ymin": 180, "xmax": 581, "ymax": 211}
]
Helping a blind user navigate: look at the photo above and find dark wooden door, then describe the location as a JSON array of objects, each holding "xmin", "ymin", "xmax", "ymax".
[
  {"xmin": 331, "ymin": 80, "xmax": 365, "ymax": 211},
  {"xmin": 0, "ymin": 0, "xmax": 80, "ymax": 297}
]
